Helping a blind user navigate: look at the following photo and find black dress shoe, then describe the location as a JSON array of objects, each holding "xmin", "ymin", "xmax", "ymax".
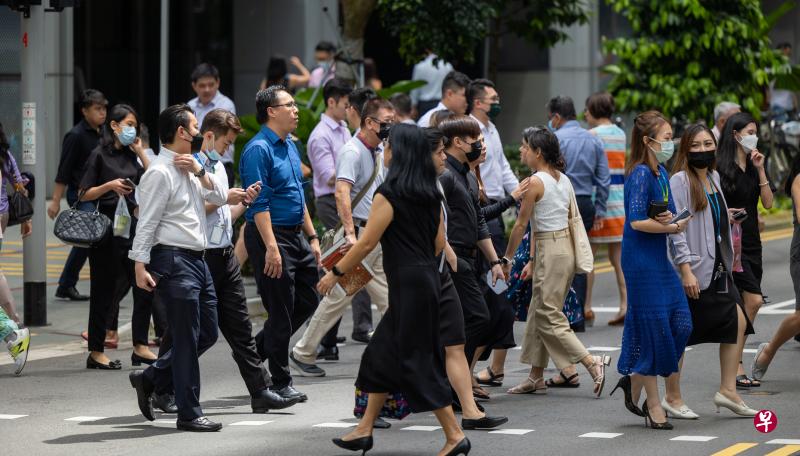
[
  {"xmin": 56, "ymin": 286, "xmax": 89, "ymax": 301},
  {"xmin": 131, "ymin": 353, "xmax": 156, "ymax": 366},
  {"xmin": 317, "ymin": 345, "xmax": 339, "ymax": 361},
  {"xmin": 461, "ymin": 415, "xmax": 508, "ymax": 430},
  {"xmin": 351, "ymin": 332, "xmax": 372, "ymax": 344},
  {"xmin": 86, "ymin": 355, "xmax": 121, "ymax": 370},
  {"xmin": 152, "ymin": 392, "xmax": 178, "ymax": 414},
  {"xmin": 251, "ymin": 388, "xmax": 302, "ymax": 413},
  {"xmin": 176, "ymin": 416, "xmax": 222, "ymax": 432},
  {"xmin": 271, "ymin": 385, "xmax": 308, "ymax": 403},
  {"xmin": 336, "ymin": 336, "xmax": 346, "ymax": 344},
  {"xmin": 452, "ymin": 398, "xmax": 484, "ymax": 414},
  {"xmin": 129, "ymin": 370, "xmax": 155, "ymax": 421},
  {"xmin": 289, "ymin": 353, "xmax": 326, "ymax": 377},
  {"xmin": 332, "ymin": 435, "xmax": 373, "ymax": 454},
  {"xmin": 373, "ymin": 417, "xmax": 391, "ymax": 429},
  {"xmin": 444, "ymin": 437, "xmax": 471, "ymax": 456}
]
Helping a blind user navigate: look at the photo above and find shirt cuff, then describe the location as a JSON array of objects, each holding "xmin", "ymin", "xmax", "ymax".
[{"xmin": 128, "ymin": 249, "xmax": 150, "ymax": 265}]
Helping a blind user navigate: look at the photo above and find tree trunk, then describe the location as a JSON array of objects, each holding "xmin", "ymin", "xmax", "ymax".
[{"xmin": 338, "ymin": 0, "xmax": 377, "ymax": 86}]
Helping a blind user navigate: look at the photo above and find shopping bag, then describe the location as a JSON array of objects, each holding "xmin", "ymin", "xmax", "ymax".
[
  {"xmin": 731, "ymin": 223, "xmax": 743, "ymax": 273},
  {"xmin": 113, "ymin": 195, "xmax": 131, "ymax": 239}
]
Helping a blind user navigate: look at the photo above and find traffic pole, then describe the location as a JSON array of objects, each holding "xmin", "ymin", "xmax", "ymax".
[{"xmin": 20, "ymin": 4, "xmax": 48, "ymax": 326}]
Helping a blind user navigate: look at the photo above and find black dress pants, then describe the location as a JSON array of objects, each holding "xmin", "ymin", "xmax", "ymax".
[
  {"xmin": 245, "ymin": 224, "xmax": 320, "ymax": 389},
  {"xmin": 450, "ymin": 255, "xmax": 491, "ymax": 365}
]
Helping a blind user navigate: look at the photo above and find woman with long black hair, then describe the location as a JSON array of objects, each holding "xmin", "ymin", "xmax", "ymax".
[
  {"xmin": 318, "ymin": 123, "xmax": 469, "ymax": 456},
  {"xmin": 80, "ymin": 104, "xmax": 155, "ymax": 370},
  {"xmin": 716, "ymin": 111, "xmax": 774, "ymax": 388}
]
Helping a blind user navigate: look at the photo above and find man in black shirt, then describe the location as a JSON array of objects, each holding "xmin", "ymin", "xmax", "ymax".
[
  {"xmin": 48, "ymin": 89, "xmax": 108, "ymax": 301},
  {"xmin": 437, "ymin": 116, "xmax": 506, "ymax": 387}
]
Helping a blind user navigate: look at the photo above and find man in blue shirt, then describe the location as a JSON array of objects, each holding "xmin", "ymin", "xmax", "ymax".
[
  {"xmin": 240, "ymin": 85, "xmax": 322, "ymax": 402},
  {"xmin": 546, "ymin": 95, "xmax": 610, "ymax": 333}
]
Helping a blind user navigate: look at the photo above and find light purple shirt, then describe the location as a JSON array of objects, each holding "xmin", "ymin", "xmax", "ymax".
[
  {"xmin": 308, "ymin": 113, "xmax": 352, "ymax": 198},
  {"xmin": 188, "ymin": 91, "xmax": 237, "ymax": 164}
]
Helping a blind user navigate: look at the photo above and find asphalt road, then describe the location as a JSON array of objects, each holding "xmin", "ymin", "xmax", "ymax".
[{"xmin": 1, "ymin": 232, "xmax": 799, "ymax": 456}]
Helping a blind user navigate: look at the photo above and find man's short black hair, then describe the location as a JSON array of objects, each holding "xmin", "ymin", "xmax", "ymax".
[
  {"xmin": 777, "ymin": 42, "xmax": 792, "ymax": 50},
  {"xmin": 323, "ymin": 78, "xmax": 353, "ymax": 106},
  {"xmin": 466, "ymin": 78, "xmax": 495, "ymax": 113},
  {"xmin": 256, "ymin": 85, "xmax": 290, "ymax": 124},
  {"xmin": 546, "ymin": 95, "xmax": 577, "ymax": 120},
  {"xmin": 191, "ymin": 63, "xmax": 220, "ymax": 83},
  {"xmin": 441, "ymin": 71, "xmax": 471, "ymax": 97},
  {"xmin": 389, "ymin": 92, "xmax": 412, "ymax": 117},
  {"xmin": 79, "ymin": 89, "xmax": 108, "ymax": 109},
  {"xmin": 360, "ymin": 98, "xmax": 395, "ymax": 127},
  {"xmin": 348, "ymin": 87, "xmax": 378, "ymax": 115},
  {"xmin": 315, "ymin": 41, "xmax": 336, "ymax": 53},
  {"xmin": 158, "ymin": 103, "xmax": 195, "ymax": 145}
]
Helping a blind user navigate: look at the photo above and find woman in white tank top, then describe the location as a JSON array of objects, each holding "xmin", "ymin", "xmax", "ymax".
[{"xmin": 501, "ymin": 126, "xmax": 610, "ymax": 396}]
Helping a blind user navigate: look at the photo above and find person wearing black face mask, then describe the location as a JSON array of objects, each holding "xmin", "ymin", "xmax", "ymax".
[
  {"xmin": 437, "ymin": 116, "xmax": 507, "ymax": 402},
  {"xmin": 664, "ymin": 123, "xmax": 759, "ymax": 418}
]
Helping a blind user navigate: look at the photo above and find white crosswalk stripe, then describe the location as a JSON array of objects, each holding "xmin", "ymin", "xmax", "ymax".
[
  {"xmin": 488, "ymin": 429, "xmax": 534, "ymax": 435},
  {"xmin": 230, "ymin": 420, "xmax": 274, "ymax": 426},
  {"xmin": 312, "ymin": 422, "xmax": 356, "ymax": 428},
  {"xmin": 0, "ymin": 414, "xmax": 27, "ymax": 419},
  {"xmin": 64, "ymin": 416, "xmax": 106, "ymax": 422},
  {"xmin": 402, "ymin": 425, "xmax": 442, "ymax": 431},
  {"xmin": 579, "ymin": 432, "xmax": 623, "ymax": 439},
  {"xmin": 670, "ymin": 436, "xmax": 718, "ymax": 442},
  {"xmin": 767, "ymin": 439, "xmax": 800, "ymax": 445}
]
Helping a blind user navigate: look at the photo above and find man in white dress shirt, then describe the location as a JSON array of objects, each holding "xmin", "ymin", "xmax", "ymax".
[
  {"xmin": 417, "ymin": 70, "xmax": 471, "ymax": 128},
  {"xmin": 410, "ymin": 52, "xmax": 454, "ymax": 116},
  {"xmin": 188, "ymin": 63, "xmax": 237, "ymax": 187},
  {"xmin": 128, "ymin": 104, "xmax": 228, "ymax": 432}
]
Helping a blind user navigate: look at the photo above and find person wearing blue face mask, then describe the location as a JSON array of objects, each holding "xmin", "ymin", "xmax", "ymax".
[{"xmin": 79, "ymin": 103, "xmax": 157, "ymax": 370}]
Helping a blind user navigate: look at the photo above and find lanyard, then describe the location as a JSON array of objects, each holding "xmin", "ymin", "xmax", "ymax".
[
  {"xmin": 704, "ymin": 175, "xmax": 721, "ymax": 243},
  {"xmin": 656, "ymin": 171, "xmax": 669, "ymax": 203}
]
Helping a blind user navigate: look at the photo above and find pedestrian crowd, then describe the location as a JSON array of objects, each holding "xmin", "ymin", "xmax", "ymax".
[{"xmin": 1, "ymin": 41, "xmax": 800, "ymax": 456}]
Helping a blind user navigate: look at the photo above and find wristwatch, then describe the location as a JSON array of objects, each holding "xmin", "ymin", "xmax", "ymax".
[
  {"xmin": 308, "ymin": 234, "xmax": 319, "ymax": 242},
  {"xmin": 331, "ymin": 265, "xmax": 344, "ymax": 277},
  {"xmin": 490, "ymin": 257, "xmax": 509, "ymax": 267},
  {"xmin": 193, "ymin": 167, "xmax": 206, "ymax": 178}
]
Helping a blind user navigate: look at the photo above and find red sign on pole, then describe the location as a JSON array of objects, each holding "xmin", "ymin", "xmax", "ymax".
[{"xmin": 23, "ymin": 32, "xmax": 28, "ymax": 48}]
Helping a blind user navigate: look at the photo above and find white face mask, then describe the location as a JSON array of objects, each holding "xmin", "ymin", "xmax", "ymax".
[{"xmin": 737, "ymin": 134, "xmax": 758, "ymax": 151}]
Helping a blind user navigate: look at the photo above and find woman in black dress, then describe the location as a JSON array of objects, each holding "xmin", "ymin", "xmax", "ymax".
[
  {"xmin": 667, "ymin": 123, "xmax": 757, "ymax": 417},
  {"xmin": 318, "ymin": 124, "xmax": 470, "ymax": 456},
  {"xmin": 717, "ymin": 112, "xmax": 774, "ymax": 387}
]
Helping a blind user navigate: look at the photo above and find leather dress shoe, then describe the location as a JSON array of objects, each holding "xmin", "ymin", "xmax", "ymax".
[
  {"xmin": 271, "ymin": 385, "xmax": 308, "ymax": 403},
  {"xmin": 129, "ymin": 370, "xmax": 155, "ymax": 421},
  {"xmin": 86, "ymin": 355, "xmax": 121, "ymax": 370},
  {"xmin": 56, "ymin": 286, "xmax": 89, "ymax": 301},
  {"xmin": 462, "ymin": 415, "xmax": 509, "ymax": 430},
  {"xmin": 373, "ymin": 417, "xmax": 391, "ymax": 429},
  {"xmin": 336, "ymin": 336, "xmax": 346, "ymax": 344},
  {"xmin": 351, "ymin": 332, "xmax": 372, "ymax": 344},
  {"xmin": 152, "ymin": 392, "xmax": 178, "ymax": 414},
  {"xmin": 131, "ymin": 353, "xmax": 156, "ymax": 366},
  {"xmin": 176, "ymin": 416, "xmax": 222, "ymax": 432},
  {"xmin": 316, "ymin": 345, "xmax": 339, "ymax": 361},
  {"xmin": 251, "ymin": 388, "xmax": 302, "ymax": 413}
]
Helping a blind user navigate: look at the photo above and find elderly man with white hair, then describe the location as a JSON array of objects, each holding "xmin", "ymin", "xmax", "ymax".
[{"xmin": 712, "ymin": 101, "xmax": 741, "ymax": 140}]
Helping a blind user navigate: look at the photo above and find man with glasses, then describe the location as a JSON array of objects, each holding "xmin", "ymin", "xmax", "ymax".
[
  {"xmin": 290, "ymin": 99, "xmax": 395, "ymax": 384},
  {"xmin": 240, "ymin": 86, "xmax": 322, "ymax": 403}
]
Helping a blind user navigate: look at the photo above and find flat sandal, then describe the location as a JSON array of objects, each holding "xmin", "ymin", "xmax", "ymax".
[{"xmin": 507, "ymin": 377, "xmax": 547, "ymax": 395}]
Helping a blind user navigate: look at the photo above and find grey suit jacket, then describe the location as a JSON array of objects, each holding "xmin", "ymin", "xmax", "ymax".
[{"xmin": 668, "ymin": 170, "xmax": 734, "ymax": 290}]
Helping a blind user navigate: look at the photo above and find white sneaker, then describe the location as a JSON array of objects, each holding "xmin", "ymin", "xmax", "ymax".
[
  {"xmin": 661, "ymin": 398, "xmax": 699, "ymax": 419},
  {"xmin": 7, "ymin": 328, "xmax": 30, "ymax": 375}
]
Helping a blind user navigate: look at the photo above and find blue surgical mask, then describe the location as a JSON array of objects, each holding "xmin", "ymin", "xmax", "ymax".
[
  {"xmin": 118, "ymin": 125, "xmax": 137, "ymax": 146},
  {"xmin": 547, "ymin": 119, "xmax": 555, "ymax": 131},
  {"xmin": 205, "ymin": 149, "xmax": 223, "ymax": 163},
  {"xmin": 648, "ymin": 138, "xmax": 674, "ymax": 163}
]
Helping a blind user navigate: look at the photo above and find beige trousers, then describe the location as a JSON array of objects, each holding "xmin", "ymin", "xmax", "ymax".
[{"xmin": 520, "ymin": 228, "xmax": 590, "ymax": 369}]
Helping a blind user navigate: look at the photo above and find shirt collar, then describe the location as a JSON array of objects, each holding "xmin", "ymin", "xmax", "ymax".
[
  {"xmin": 194, "ymin": 92, "xmax": 221, "ymax": 108},
  {"xmin": 261, "ymin": 125, "xmax": 287, "ymax": 145},
  {"xmin": 469, "ymin": 113, "xmax": 492, "ymax": 132},
  {"xmin": 446, "ymin": 153, "xmax": 469, "ymax": 175},
  {"xmin": 321, "ymin": 113, "xmax": 347, "ymax": 131},
  {"xmin": 159, "ymin": 146, "xmax": 177, "ymax": 159},
  {"xmin": 356, "ymin": 131, "xmax": 378, "ymax": 153},
  {"xmin": 560, "ymin": 120, "xmax": 581, "ymax": 131}
]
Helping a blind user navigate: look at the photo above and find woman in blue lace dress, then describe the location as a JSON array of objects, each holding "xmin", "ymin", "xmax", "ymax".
[{"xmin": 614, "ymin": 111, "xmax": 692, "ymax": 430}]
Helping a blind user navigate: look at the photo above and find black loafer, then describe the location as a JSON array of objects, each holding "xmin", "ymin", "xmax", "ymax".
[
  {"xmin": 251, "ymin": 388, "xmax": 302, "ymax": 413},
  {"xmin": 351, "ymin": 332, "xmax": 372, "ymax": 344},
  {"xmin": 86, "ymin": 355, "xmax": 121, "ymax": 370},
  {"xmin": 336, "ymin": 336, "xmax": 346, "ymax": 344},
  {"xmin": 176, "ymin": 416, "xmax": 222, "ymax": 432},
  {"xmin": 289, "ymin": 353, "xmax": 326, "ymax": 377},
  {"xmin": 373, "ymin": 417, "xmax": 391, "ymax": 429},
  {"xmin": 316, "ymin": 345, "xmax": 339, "ymax": 361},
  {"xmin": 152, "ymin": 392, "xmax": 178, "ymax": 414},
  {"xmin": 129, "ymin": 370, "xmax": 155, "ymax": 421},
  {"xmin": 56, "ymin": 286, "xmax": 89, "ymax": 301},
  {"xmin": 271, "ymin": 385, "xmax": 308, "ymax": 403},
  {"xmin": 462, "ymin": 415, "xmax": 509, "ymax": 430},
  {"xmin": 131, "ymin": 353, "xmax": 156, "ymax": 366}
]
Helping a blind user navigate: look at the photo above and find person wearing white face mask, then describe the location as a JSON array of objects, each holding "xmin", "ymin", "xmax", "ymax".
[{"xmin": 717, "ymin": 112, "xmax": 774, "ymax": 389}]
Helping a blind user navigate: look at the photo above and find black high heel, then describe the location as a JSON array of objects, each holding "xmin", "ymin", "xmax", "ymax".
[
  {"xmin": 642, "ymin": 401, "xmax": 673, "ymax": 430},
  {"xmin": 444, "ymin": 437, "xmax": 471, "ymax": 456},
  {"xmin": 131, "ymin": 353, "xmax": 156, "ymax": 366},
  {"xmin": 609, "ymin": 375, "xmax": 644, "ymax": 417},
  {"xmin": 332, "ymin": 435, "xmax": 373, "ymax": 455}
]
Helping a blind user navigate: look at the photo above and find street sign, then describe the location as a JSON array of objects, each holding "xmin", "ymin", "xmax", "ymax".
[{"xmin": 22, "ymin": 101, "xmax": 35, "ymax": 165}]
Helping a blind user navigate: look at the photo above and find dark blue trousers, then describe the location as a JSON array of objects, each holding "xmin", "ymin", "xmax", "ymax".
[
  {"xmin": 58, "ymin": 186, "xmax": 95, "ymax": 289},
  {"xmin": 143, "ymin": 249, "xmax": 219, "ymax": 421}
]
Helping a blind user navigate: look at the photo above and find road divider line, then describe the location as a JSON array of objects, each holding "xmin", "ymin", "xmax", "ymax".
[{"xmin": 710, "ymin": 443, "xmax": 758, "ymax": 456}]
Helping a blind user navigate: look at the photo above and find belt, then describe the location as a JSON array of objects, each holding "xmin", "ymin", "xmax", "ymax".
[
  {"xmin": 273, "ymin": 224, "xmax": 303, "ymax": 233},
  {"xmin": 534, "ymin": 228, "xmax": 570, "ymax": 240},
  {"xmin": 153, "ymin": 244, "xmax": 205, "ymax": 259},
  {"xmin": 451, "ymin": 245, "xmax": 478, "ymax": 258},
  {"xmin": 354, "ymin": 218, "xmax": 367, "ymax": 228},
  {"xmin": 205, "ymin": 246, "xmax": 234, "ymax": 257}
]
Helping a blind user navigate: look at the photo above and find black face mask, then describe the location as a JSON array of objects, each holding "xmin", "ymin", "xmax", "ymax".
[
  {"xmin": 687, "ymin": 150, "xmax": 715, "ymax": 169},
  {"xmin": 465, "ymin": 140, "xmax": 483, "ymax": 162},
  {"xmin": 377, "ymin": 123, "xmax": 392, "ymax": 141}
]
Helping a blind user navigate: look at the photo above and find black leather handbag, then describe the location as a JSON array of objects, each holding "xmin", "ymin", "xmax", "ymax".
[
  {"xmin": 7, "ymin": 187, "xmax": 33, "ymax": 226},
  {"xmin": 53, "ymin": 193, "xmax": 110, "ymax": 248}
]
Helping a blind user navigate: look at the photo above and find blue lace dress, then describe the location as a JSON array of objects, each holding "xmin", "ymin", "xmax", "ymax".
[{"xmin": 618, "ymin": 164, "xmax": 692, "ymax": 377}]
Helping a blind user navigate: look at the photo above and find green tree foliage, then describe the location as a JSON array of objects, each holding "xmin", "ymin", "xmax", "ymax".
[
  {"xmin": 377, "ymin": 0, "xmax": 590, "ymax": 65},
  {"xmin": 602, "ymin": 0, "xmax": 794, "ymax": 123}
]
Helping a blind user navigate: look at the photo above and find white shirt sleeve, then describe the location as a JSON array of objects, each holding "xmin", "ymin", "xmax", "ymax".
[
  {"xmin": 500, "ymin": 150, "xmax": 519, "ymax": 194},
  {"xmin": 129, "ymin": 168, "xmax": 171, "ymax": 264},
  {"xmin": 199, "ymin": 171, "xmax": 229, "ymax": 206}
]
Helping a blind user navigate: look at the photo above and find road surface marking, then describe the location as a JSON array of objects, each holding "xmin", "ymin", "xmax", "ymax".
[
  {"xmin": 768, "ymin": 441, "xmax": 800, "ymax": 445},
  {"xmin": 670, "ymin": 435, "xmax": 717, "ymax": 442},
  {"xmin": 579, "ymin": 432, "xmax": 622, "ymax": 439},
  {"xmin": 488, "ymin": 429, "xmax": 534, "ymax": 435},
  {"xmin": 764, "ymin": 445, "xmax": 800, "ymax": 456},
  {"xmin": 587, "ymin": 346, "xmax": 621, "ymax": 352},
  {"xmin": 0, "ymin": 414, "xmax": 27, "ymax": 419},
  {"xmin": 710, "ymin": 443, "xmax": 758, "ymax": 456},
  {"xmin": 312, "ymin": 422, "xmax": 356, "ymax": 428},
  {"xmin": 64, "ymin": 416, "xmax": 106, "ymax": 422},
  {"xmin": 230, "ymin": 421, "xmax": 274, "ymax": 426},
  {"xmin": 402, "ymin": 426, "xmax": 442, "ymax": 431}
]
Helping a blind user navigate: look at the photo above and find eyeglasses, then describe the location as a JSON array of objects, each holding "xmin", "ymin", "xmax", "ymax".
[{"xmin": 270, "ymin": 101, "xmax": 298, "ymax": 109}]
